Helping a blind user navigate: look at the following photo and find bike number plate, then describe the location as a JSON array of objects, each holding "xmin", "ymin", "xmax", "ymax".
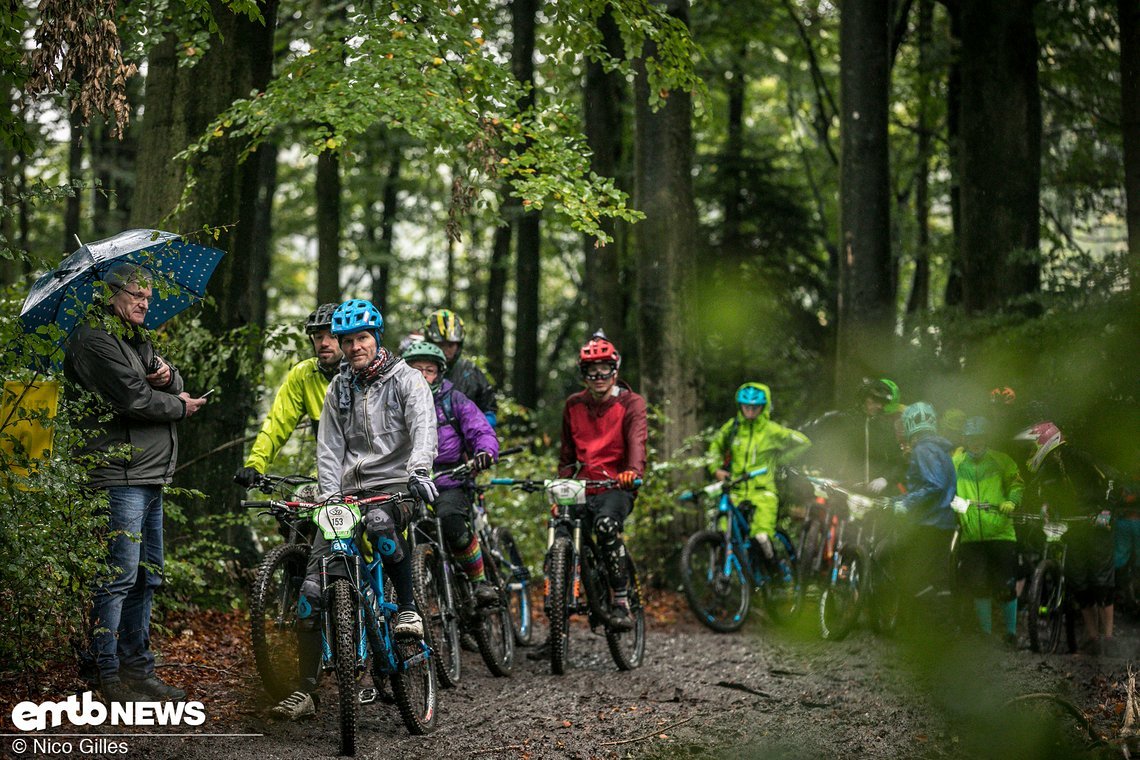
[
  {"xmin": 546, "ymin": 478, "xmax": 586, "ymax": 506},
  {"xmin": 314, "ymin": 502, "xmax": 361, "ymax": 540}
]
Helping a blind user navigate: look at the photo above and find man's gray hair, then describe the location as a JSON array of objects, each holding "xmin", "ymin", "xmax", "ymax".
[{"xmin": 102, "ymin": 262, "xmax": 153, "ymax": 290}]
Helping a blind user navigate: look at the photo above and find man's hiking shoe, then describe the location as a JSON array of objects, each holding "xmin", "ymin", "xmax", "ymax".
[
  {"xmin": 122, "ymin": 675, "xmax": 186, "ymax": 701},
  {"xmin": 99, "ymin": 680, "xmax": 145, "ymax": 705},
  {"xmin": 394, "ymin": 609, "xmax": 424, "ymax": 640},
  {"xmin": 270, "ymin": 691, "xmax": 317, "ymax": 721}
]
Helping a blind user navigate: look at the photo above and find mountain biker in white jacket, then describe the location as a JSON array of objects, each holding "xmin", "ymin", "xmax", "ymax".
[{"xmin": 271, "ymin": 299, "xmax": 438, "ymax": 721}]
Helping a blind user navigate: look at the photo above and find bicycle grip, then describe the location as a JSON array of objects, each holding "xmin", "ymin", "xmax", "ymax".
[{"xmin": 489, "ymin": 478, "xmax": 514, "ymax": 485}]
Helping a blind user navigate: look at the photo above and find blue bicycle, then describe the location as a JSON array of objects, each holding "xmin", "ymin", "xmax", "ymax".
[
  {"xmin": 679, "ymin": 467, "xmax": 801, "ymax": 632},
  {"xmin": 243, "ymin": 491, "xmax": 437, "ymax": 754}
]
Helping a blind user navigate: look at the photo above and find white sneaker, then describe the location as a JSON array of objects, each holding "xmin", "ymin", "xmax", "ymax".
[
  {"xmin": 270, "ymin": 691, "xmax": 316, "ymax": 721},
  {"xmin": 394, "ymin": 609, "xmax": 423, "ymax": 640}
]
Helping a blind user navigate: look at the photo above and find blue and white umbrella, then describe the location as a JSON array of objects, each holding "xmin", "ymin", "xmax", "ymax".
[{"xmin": 18, "ymin": 229, "xmax": 225, "ymax": 371}]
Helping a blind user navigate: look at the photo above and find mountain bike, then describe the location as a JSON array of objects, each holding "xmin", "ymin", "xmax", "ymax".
[
  {"xmin": 243, "ymin": 473, "xmax": 318, "ymax": 700},
  {"xmin": 799, "ymin": 474, "xmax": 873, "ymax": 641},
  {"xmin": 678, "ymin": 467, "xmax": 801, "ymax": 633},
  {"xmin": 489, "ymin": 476, "xmax": 646, "ymax": 675},
  {"xmin": 410, "ymin": 456, "xmax": 521, "ymax": 687},
  {"xmin": 242, "ymin": 491, "xmax": 437, "ymax": 754},
  {"xmin": 1020, "ymin": 514, "xmax": 1081, "ymax": 654}
]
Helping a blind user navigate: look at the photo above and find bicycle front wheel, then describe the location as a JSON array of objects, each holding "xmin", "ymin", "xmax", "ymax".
[
  {"xmin": 605, "ymin": 554, "xmax": 646, "ymax": 671},
  {"xmin": 249, "ymin": 543, "xmax": 309, "ymax": 700},
  {"xmin": 390, "ymin": 629, "xmax": 438, "ymax": 735},
  {"xmin": 1027, "ymin": 558, "xmax": 1064, "ymax": 654},
  {"xmin": 819, "ymin": 547, "xmax": 865, "ymax": 641},
  {"xmin": 474, "ymin": 542, "xmax": 515, "ymax": 677},
  {"xmin": 411, "ymin": 543, "xmax": 461, "ymax": 688},
  {"xmin": 492, "ymin": 526, "xmax": 533, "ymax": 646},
  {"xmin": 330, "ymin": 579, "xmax": 360, "ymax": 757},
  {"xmin": 680, "ymin": 530, "xmax": 750, "ymax": 632},
  {"xmin": 546, "ymin": 537, "xmax": 574, "ymax": 675}
]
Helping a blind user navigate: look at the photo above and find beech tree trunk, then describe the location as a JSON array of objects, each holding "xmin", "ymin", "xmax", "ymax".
[
  {"xmin": 836, "ymin": 0, "xmax": 893, "ymax": 396},
  {"xmin": 130, "ymin": 0, "xmax": 279, "ymax": 561},
  {"xmin": 633, "ymin": 0, "xmax": 700, "ymax": 461},
  {"xmin": 583, "ymin": 6, "xmax": 629, "ymax": 351},
  {"xmin": 957, "ymin": 0, "xmax": 1041, "ymax": 312}
]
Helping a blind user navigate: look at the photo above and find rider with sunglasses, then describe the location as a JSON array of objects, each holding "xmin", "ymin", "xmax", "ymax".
[{"xmin": 557, "ymin": 330, "xmax": 647, "ymax": 630}]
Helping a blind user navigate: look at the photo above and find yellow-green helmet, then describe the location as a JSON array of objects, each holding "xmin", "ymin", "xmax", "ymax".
[{"xmin": 424, "ymin": 309, "xmax": 465, "ymax": 344}]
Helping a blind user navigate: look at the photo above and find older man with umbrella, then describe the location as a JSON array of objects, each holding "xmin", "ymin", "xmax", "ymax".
[{"xmin": 30, "ymin": 231, "xmax": 219, "ymax": 704}]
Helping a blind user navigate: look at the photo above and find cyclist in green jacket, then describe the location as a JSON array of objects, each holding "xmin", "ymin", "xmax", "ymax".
[
  {"xmin": 234, "ymin": 304, "xmax": 341, "ymax": 487},
  {"xmin": 951, "ymin": 416, "xmax": 1024, "ymax": 644},
  {"xmin": 708, "ymin": 382, "xmax": 811, "ymax": 570}
]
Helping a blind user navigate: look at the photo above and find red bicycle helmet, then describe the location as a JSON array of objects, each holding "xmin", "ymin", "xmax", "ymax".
[
  {"xmin": 1016, "ymin": 421, "xmax": 1064, "ymax": 473},
  {"xmin": 578, "ymin": 330, "xmax": 621, "ymax": 370},
  {"xmin": 990, "ymin": 386, "xmax": 1016, "ymax": 405}
]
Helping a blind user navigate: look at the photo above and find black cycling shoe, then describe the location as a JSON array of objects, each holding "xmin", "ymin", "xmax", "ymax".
[
  {"xmin": 526, "ymin": 639, "xmax": 551, "ymax": 660},
  {"xmin": 609, "ymin": 606, "xmax": 634, "ymax": 632},
  {"xmin": 122, "ymin": 675, "xmax": 187, "ymax": 701},
  {"xmin": 473, "ymin": 581, "xmax": 499, "ymax": 607}
]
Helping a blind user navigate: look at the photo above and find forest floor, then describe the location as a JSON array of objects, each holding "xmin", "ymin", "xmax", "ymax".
[{"xmin": 3, "ymin": 590, "xmax": 1139, "ymax": 760}]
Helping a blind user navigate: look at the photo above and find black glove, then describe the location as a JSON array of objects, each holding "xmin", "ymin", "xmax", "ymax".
[
  {"xmin": 234, "ymin": 466, "xmax": 262, "ymax": 488},
  {"xmin": 471, "ymin": 451, "xmax": 493, "ymax": 473},
  {"xmin": 408, "ymin": 469, "xmax": 439, "ymax": 504}
]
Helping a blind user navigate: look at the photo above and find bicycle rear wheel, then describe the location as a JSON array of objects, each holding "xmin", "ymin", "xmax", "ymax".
[
  {"xmin": 680, "ymin": 530, "xmax": 750, "ymax": 632},
  {"xmin": 546, "ymin": 537, "xmax": 574, "ymax": 675},
  {"xmin": 605, "ymin": 554, "xmax": 646, "ymax": 671},
  {"xmin": 411, "ymin": 543, "xmax": 461, "ymax": 687},
  {"xmin": 473, "ymin": 542, "xmax": 515, "ymax": 677},
  {"xmin": 762, "ymin": 531, "xmax": 802, "ymax": 624},
  {"xmin": 819, "ymin": 547, "xmax": 865, "ymax": 641},
  {"xmin": 1027, "ymin": 559, "xmax": 1064, "ymax": 654},
  {"xmin": 249, "ymin": 543, "xmax": 309, "ymax": 700},
  {"xmin": 330, "ymin": 579, "xmax": 359, "ymax": 757},
  {"xmin": 491, "ymin": 526, "xmax": 533, "ymax": 646}
]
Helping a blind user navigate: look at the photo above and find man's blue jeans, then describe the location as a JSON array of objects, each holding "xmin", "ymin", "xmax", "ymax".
[{"xmin": 83, "ymin": 485, "xmax": 165, "ymax": 684}]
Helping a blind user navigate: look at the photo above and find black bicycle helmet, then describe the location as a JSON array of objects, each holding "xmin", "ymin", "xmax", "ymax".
[{"xmin": 306, "ymin": 303, "xmax": 339, "ymax": 335}]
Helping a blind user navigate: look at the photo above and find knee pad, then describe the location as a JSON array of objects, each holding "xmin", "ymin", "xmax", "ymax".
[
  {"xmin": 441, "ymin": 512, "xmax": 473, "ymax": 553},
  {"xmin": 595, "ymin": 515, "xmax": 621, "ymax": 546},
  {"xmin": 997, "ymin": 578, "xmax": 1018, "ymax": 603},
  {"xmin": 298, "ymin": 578, "xmax": 322, "ymax": 628},
  {"xmin": 364, "ymin": 508, "xmax": 403, "ymax": 561}
]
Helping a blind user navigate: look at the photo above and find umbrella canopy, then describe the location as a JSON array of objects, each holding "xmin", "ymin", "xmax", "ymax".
[{"xmin": 18, "ymin": 229, "xmax": 225, "ymax": 371}]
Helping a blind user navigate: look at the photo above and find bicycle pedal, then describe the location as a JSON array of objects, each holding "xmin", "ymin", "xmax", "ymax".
[{"xmin": 358, "ymin": 687, "xmax": 378, "ymax": 705}]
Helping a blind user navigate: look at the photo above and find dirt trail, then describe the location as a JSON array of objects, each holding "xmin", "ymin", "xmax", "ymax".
[{"xmin": 4, "ymin": 596, "xmax": 1136, "ymax": 759}]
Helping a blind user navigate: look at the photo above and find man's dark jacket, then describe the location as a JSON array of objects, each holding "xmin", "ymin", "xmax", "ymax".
[{"xmin": 63, "ymin": 320, "xmax": 186, "ymax": 488}]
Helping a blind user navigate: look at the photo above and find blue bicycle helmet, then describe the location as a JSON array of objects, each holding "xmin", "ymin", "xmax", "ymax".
[
  {"xmin": 902, "ymin": 401, "xmax": 938, "ymax": 439},
  {"xmin": 331, "ymin": 299, "xmax": 384, "ymax": 344},
  {"xmin": 735, "ymin": 382, "xmax": 768, "ymax": 407}
]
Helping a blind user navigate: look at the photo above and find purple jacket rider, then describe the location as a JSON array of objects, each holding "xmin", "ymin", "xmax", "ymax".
[{"xmin": 433, "ymin": 380, "xmax": 499, "ymax": 490}]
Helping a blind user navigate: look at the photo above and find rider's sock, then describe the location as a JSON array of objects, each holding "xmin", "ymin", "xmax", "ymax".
[
  {"xmin": 973, "ymin": 598, "xmax": 992, "ymax": 634},
  {"xmin": 1001, "ymin": 599, "xmax": 1018, "ymax": 636},
  {"xmin": 613, "ymin": 589, "xmax": 630, "ymax": 609},
  {"xmin": 386, "ymin": 546, "xmax": 416, "ymax": 609},
  {"xmin": 457, "ymin": 534, "xmax": 486, "ymax": 583}
]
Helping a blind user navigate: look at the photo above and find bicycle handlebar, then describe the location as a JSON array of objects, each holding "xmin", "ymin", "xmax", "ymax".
[
  {"xmin": 432, "ymin": 445, "xmax": 526, "ymax": 481},
  {"xmin": 488, "ymin": 476, "xmax": 644, "ymax": 491}
]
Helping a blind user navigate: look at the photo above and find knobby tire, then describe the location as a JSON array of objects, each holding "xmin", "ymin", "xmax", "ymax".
[
  {"xmin": 411, "ymin": 543, "xmax": 460, "ymax": 688},
  {"xmin": 546, "ymin": 537, "xmax": 573, "ymax": 675},
  {"xmin": 680, "ymin": 530, "xmax": 750, "ymax": 633},
  {"xmin": 250, "ymin": 543, "xmax": 309, "ymax": 700}
]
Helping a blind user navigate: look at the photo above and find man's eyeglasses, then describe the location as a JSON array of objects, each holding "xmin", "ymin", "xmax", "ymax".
[
  {"xmin": 582, "ymin": 366, "xmax": 617, "ymax": 382},
  {"xmin": 114, "ymin": 286, "xmax": 153, "ymax": 303}
]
